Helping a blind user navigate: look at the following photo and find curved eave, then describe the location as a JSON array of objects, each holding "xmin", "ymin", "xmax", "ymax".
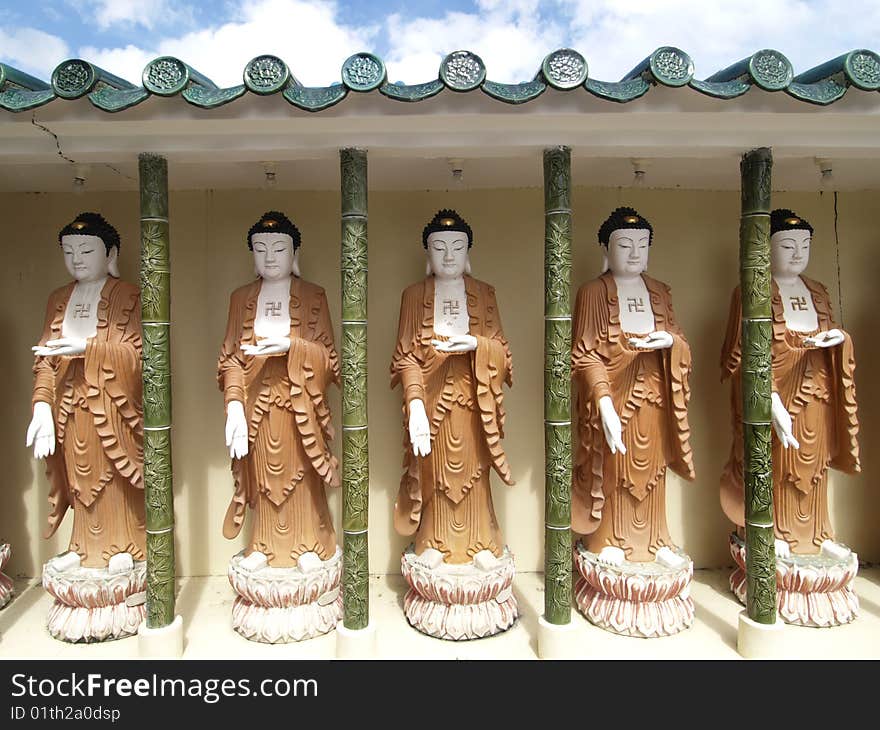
[{"xmin": 1, "ymin": 48, "xmax": 878, "ymax": 114}]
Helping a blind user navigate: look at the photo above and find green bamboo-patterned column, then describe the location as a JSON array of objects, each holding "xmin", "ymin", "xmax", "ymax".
[
  {"xmin": 340, "ymin": 148, "xmax": 369, "ymax": 630},
  {"xmin": 139, "ymin": 152, "xmax": 176, "ymax": 629},
  {"xmin": 543, "ymin": 146, "xmax": 573, "ymax": 625},
  {"xmin": 739, "ymin": 147, "xmax": 776, "ymax": 625}
]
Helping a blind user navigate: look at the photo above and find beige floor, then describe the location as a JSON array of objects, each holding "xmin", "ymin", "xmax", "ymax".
[{"xmin": 1, "ymin": 569, "xmax": 878, "ymax": 660}]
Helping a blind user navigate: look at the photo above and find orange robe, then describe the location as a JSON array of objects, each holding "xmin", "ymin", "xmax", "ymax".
[
  {"xmin": 571, "ymin": 272, "xmax": 695, "ymax": 562},
  {"xmin": 32, "ymin": 278, "xmax": 144, "ymax": 568},
  {"xmin": 218, "ymin": 278, "xmax": 340, "ymax": 567},
  {"xmin": 720, "ymin": 278, "xmax": 860, "ymax": 553},
  {"xmin": 391, "ymin": 275, "xmax": 514, "ymax": 564}
]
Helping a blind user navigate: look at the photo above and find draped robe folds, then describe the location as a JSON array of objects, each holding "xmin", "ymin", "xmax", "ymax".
[
  {"xmin": 391, "ymin": 275, "xmax": 514, "ymax": 564},
  {"xmin": 218, "ymin": 278, "xmax": 340, "ymax": 567},
  {"xmin": 32, "ymin": 278, "xmax": 145, "ymax": 568},
  {"xmin": 720, "ymin": 278, "xmax": 860, "ymax": 553},
  {"xmin": 571, "ymin": 273, "xmax": 695, "ymax": 562}
]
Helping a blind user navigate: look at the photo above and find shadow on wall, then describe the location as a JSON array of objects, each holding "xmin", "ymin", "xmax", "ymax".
[{"xmin": 0, "ymin": 311, "xmax": 33, "ymax": 578}]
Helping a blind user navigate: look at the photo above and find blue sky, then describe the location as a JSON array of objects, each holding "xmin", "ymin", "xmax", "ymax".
[{"xmin": 1, "ymin": 0, "xmax": 877, "ymax": 87}]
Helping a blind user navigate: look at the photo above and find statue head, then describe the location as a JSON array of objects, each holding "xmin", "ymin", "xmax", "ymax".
[
  {"xmin": 422, "ymin": 209, "xmax": 472, "ymax": 280},
  {"xmin": 770, "ymin": 208, "xmax": 812, "ymax": 280},
  {"xmin": 248, "ymin": 210, "xmax": 301, "ymax": 281},
  {"xmin": 58, "ymin": 212, "xmax": 120, "ymax": 282},
  {"xmin": 598, "ymin": 207, "xmax": 652, "ymax": 278}
]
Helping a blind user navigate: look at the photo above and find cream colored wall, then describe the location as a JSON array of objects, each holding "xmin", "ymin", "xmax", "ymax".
[{"xmin": 1, "ymin": 186, "xmax": 877, "ymax": 578}]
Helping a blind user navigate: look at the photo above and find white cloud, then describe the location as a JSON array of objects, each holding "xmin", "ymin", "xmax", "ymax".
[
  {"xmin": 84, "ymin": 0, "xmax": 195, "ymax": 32},
  {"xmin": 7, "ymin": 0, "xmax": 879, "ymax": 91},
  {"xmin": 559, "ymin": 0, "xmax": 880, "ymax": 79},
  {"xmin": 385, "ymin": 0, "xmax": 565, "ymax": 83},
  {"xmin": 81, "ymin": 0, "xmax": 377, "ymax": 86},
  {"xmin": 0, "ymin": 27, "xmax": 70, "ymax": 80},
  {"xmin": 76, "ymin": 44, "xmax": 156, "ymax": 85}
]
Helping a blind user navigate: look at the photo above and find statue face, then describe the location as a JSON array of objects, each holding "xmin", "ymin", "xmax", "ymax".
[
  {"xmin": 251, "ymin": 232, "xmax": 294, "ymax": 281},
  {"xmin": 606, "ymin": 228, "xmax": 650, "ymax": 277},
  {"xmin": 771, "ymin": 229, "xmax": 810, "ymax": 279},
  {"xmin": 426, "ymin": 230, "xmax": 468, "ymax": 280},
  {"xmin": 61, "ymin": 234, "xmax": 113, "ymax": 283}
]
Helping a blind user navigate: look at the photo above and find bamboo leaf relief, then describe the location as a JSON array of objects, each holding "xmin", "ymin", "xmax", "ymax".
[
  {"xmin": 544, "ymin": 525, "xmax": 572, "ymax": 624},
  {"xmin": 142, "ymin": 325, "xmax": 170, "ymax": 425},
  {"xmin": 545, "ymin": 424, "xmax": 572, "ymax": 527},
  {"xmin": 139, "ymin": 155, "xmax": 168, "ymax": 219},
  {"xmin": 343, "ymin": 531, "xmax": 369, "ymax": 630},
  {"xmin": 544, "ymin": 320, "xmax": 571, "ymax": 420},
  {"xmin": 341, "ymin": 326, "xmax": 367, "ymax": 422},
  {"xmin": 140, "ymin": 270, "xmax": 162, "ymax": 319},
  {"xmin": 141, "ymin": 222, "xmax": 169, "ymax": 270},
  {"xmin": 746, "ymin": 526, "xmax": 777, "ymax": 622},
  {"xmin": 144, "ymin": 430, "xmax": 173, "ymax": 530},
  {"xmin": 545, "ymin": 216, "xmax": 572, "ymax": 311},
  {"xmin": 747, "ymin": 469, "xmax": 773, "ymax": 517},
  {"xmin": 146, "ymin": 531, "xmax": 175, "ymax": 628},
  {"xmin": 342, "ymin": 429, "xmax": 369, "ymax": 531},
  {"xmin": 543, "ymin": 147, "xmax": 571, "ymax": 211},
  {"xmin": 341, "ymin": 218, "xmax": 368, "ymax": 318},
  {"xmin": 340, "ymin": 149, "xmax": 367, "ymax": 215}
]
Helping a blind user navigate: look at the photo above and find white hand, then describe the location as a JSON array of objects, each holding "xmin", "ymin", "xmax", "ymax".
[
  {"xmin": 431, "ymin": 334, "xmax": 478, "ymax": 353},
  {"xmin": 803, "ymin": 328, "xmax": 844, "ymax": 348},
  {"xmin": 598, "ymin": 395, "xmax": 627, "ymax": 455},
  {"xmin": 408, "ymin": 399, "xmax": 431, "ymax": 457},
  {"xmin": 628, "ymin": 330, "xmax": 674, "ymax": 350},
  {"xmin": 240, "ymin": 336, "xmax": 291, "ymax": 357},
  {"xmin": 225, "ymin": 400, "xmax": 249, "ymax": 459},
  {"xmin": 25, "ymin": 401, "xmax": 55, "ymax": 459},
  {"xmin": 32, "ymin": 337, "xmax": 87, "ymax": 357},
  {"xmin": 771, "ymin": 392, "xmax": 800, "ymax": 450}
]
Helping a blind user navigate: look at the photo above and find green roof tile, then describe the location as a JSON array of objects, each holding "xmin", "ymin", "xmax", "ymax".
[{"xmin": 1, "ymin": 47, "xmax": 877, "ymax": 114}]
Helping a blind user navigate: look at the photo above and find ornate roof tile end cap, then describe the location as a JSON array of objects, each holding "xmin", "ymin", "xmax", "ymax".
[
  {"xmin": 542, "ymin": 48, "xmax": 588, "ymax": 90},
  {"xmin": 51, "ymin": 59, "xmax": 97, "ymax": 99},
  {"xmin": 341, "ymin": 52, "xmax": 387, "ymax": 92},
  {"xmin": 440, "ymin": 50, "xmax": 486, "ymax": 92},
  {"xmin": 244, "ymin": 54, "xmax": 293, "ymax": 95}
]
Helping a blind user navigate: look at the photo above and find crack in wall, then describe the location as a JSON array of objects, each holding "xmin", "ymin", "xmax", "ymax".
[
  {"xmin": 102, "ymin": 163, "xmax": 136, "ymax": 182},
  {"xmin": 31, "ymin": 115, "xmax": 76, "ymax": 164},
  {"xmin": 30, "ymin": 115, "xmax": 138, "ymax": 184}
]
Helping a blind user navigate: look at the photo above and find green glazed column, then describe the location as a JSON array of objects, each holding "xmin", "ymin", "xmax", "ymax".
[
  {"xmin": 340, "ymin": 148, "xmax": 369, "ymax": 631},
  {"xmin": 139, "ymin": 153, "xmax": 176, "ymax": 630},
  {"xmin": 739, "ymin": 148, "xmax": 776, "ymax": 625},
  {"xmin": 543, "ymin": 147, "xmax": 573, "ymax": 625}
]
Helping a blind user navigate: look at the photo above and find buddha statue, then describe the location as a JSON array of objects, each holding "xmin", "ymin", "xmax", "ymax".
[
  {"xmin": 27, "ymin": 211, "xmax": 146, "ymax": 641},
  {"xmin": 721, "ymin": 208, "xmax": 860, "ymax": 626},
  {"xmin": 391, "ymin": 209, "xmax": 517, "ymax": 640},
  {"xmin": 571, "ymin": 207, "xmax": 696, "ymax": 637},
  {"xmin": 218, "ymin": 211, "xmax": 342, "ymax": 642}
]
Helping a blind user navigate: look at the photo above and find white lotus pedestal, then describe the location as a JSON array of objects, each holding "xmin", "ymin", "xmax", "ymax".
[
  {"xmin": 729, "ymin": 533, "xmax": 859, "ymax": 627},
  {"xmin": 0, "ymin": 543, "xmax": 12, "ymax": 609},
  {"xmin": 42, "ymin": 553, "xmax": 146, "ymax": 642},
  {"xmin": 401, "ymin": 546, "xmax": 519, "ymax": 640},
  {"xmin": 574, "ymin": 542, "xmax": 695, "ymax": 638},
  {"xmin": 228, "ymin": 547, "xmax": 343, "ymax": 644}
]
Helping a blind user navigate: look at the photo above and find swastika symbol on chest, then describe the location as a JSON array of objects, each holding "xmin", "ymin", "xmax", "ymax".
[
  {"xmin": 442, "ymin": 299, "xmax": 461, "ymax": 317},
  {"xmin": 626, "ymin": 297, "xmax": 645, "ymax": 313},
  {"xmin": 265, "ymin": 301, "xmax": 283, "ymax": 317}
]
